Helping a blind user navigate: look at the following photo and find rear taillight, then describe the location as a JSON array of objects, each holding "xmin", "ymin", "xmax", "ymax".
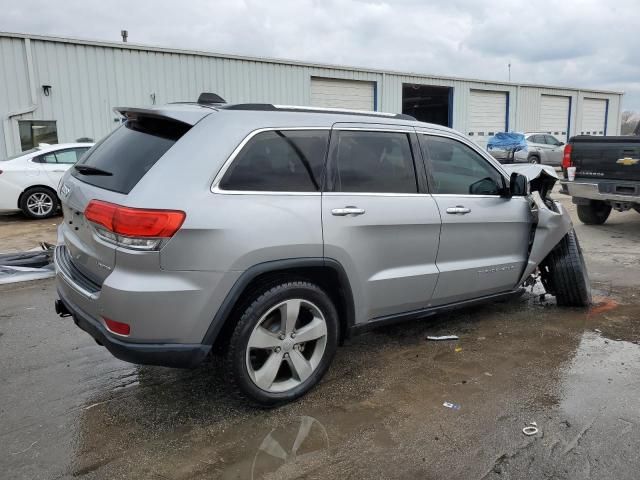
[
  {"xmin": 103, "ymin": 317, "xmax": 130, "ymax": 336},
  {"xmin": 85, "ymin": 200, "xmax": 185, "ymax": 250},
  {"xmin": 562, "ymin": 144, "xmax": 573, "ymax": 169}
]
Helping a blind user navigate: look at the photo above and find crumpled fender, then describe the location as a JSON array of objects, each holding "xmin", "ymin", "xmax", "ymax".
[
  {"xmin": 502, "ymin": 164, "xmax": 574, "ymax": 284},
  {"xmin": 517, "ymin": 193, "xmax": 573, "ymax": 284}
]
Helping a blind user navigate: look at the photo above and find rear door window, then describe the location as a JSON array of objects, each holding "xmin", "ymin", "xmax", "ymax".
[
  {"xmin": 327, "ymin": 130, "xmax": 418, "ymax": 193},
  {"xmin": 71, "ymin": 117, "xmax": 190, "ymax": 194},
  {"xmin": 220, "ymin": 130, "xmax": 329, "ymax": 192}
]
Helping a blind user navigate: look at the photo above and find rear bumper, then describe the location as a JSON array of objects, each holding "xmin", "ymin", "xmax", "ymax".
[
  {"xmin": 562, "ymin": 181, "xmax": 640, "ymax": 204},
  {"xmin": 56, "ymin": 287, "xmax": 210, "ymax": 368}
]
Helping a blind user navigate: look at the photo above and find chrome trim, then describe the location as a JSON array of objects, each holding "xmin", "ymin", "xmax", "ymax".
[
  {"xmin": 210, "ymin": 127, "xmax": 330, "ymax": 194},
  {"xmin": 54, "ymin": 246, "xmax": 99, "ymax": 300},
  {"xmin": 323, "ymin": 192, "xmax": 430, "ymax": 197},
  {"xmin": 333, "ymin": 127, "xmax": 415, "ymax": 133},
  {"xmin": 562, "ymin": 181, "xmax": 640, "ymax": 203}
]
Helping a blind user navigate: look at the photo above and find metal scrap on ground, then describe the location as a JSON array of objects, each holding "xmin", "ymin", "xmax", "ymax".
[
  {"xmin": 427, "ymin": 335, "xmax": 459, "ymax": 341},
  {"xmin": 0, "ymin": 243, "xmax": 55, "ymax": 284}
]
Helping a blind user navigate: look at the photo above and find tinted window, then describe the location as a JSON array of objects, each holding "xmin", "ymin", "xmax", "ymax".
[
  {"xmin": 329, "ymin": 131, "xmax": 417, "ymax": 193},
  {"xmin": 72, "ymin": 117, "xmax": 189, "ymax": 194},
  {"xmin": 422, "ymin": 135, "xmax": 504, "ymax": 195},
  {"xmin": 544, "ymin": 135, "xmax": 561, "ymax": 146},
  {"xmin": 220, "ymin": 130, "xmax": 329, "ymax": 191}
]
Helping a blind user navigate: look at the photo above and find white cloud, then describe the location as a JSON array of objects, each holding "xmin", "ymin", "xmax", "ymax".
[{"xmin": 1, "ymin": 0, "xmax": 639, "ymax": 109}]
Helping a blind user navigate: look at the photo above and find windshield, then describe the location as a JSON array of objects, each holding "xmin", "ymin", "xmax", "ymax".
[{"xmin": 1, "ymin": 148, "xmax": 39, "ymax": 161}]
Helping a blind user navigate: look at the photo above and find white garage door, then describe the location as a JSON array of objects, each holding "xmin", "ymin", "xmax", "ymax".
[
  {"xmin": 540, "ymin": 95, "xmax": 570, "ymax": 142},
  {"xmin": 468, "ymin": 90, "xmax": 507, "ymax": 148},
  {"xmin": 581, "ymin": 98, "xmax": 607, "ymax": 135},
  {"xmin": 310, "ymin": 78, "xmax": 375, "ymax": 111}
]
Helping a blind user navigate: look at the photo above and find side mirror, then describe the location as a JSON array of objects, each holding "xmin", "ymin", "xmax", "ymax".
[
  {"xmin": 509, "ymin": 172, "xmax": 529, "ymax": 196},
  {"xmin": 557, "ymin": 142, "xmax": 565, "ymax": 146}
]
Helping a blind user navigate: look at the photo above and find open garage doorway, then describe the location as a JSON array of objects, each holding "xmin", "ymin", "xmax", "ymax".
[{"xmin": 402, "ymin": 84, "xmax": 452, "ymax": 127}]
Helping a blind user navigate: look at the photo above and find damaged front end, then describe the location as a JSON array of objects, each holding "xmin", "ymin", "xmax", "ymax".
[{"xmin": 503, "ymin": 164, "xmax": 591, "ymax": 306}]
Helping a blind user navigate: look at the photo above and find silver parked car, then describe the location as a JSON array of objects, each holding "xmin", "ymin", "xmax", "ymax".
[
  {"xmin": 514, "ymin": 132, "xmax": 565, "ymax": 165},
  {"xmin": 54, "ymin": 100, "xmax": 590, "ymax": 406}
]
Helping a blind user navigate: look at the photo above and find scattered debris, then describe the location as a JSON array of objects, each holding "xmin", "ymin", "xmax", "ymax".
[
  {"xmin": 484, "ymin": 372, "xmax": 493, "ymax": 377},
  {"xmin": 0, "ymin": 244, "xmax": 55, "ymax": 285},
  {"xmin": 427, "ymin": 335, "xmax": 459, "ymax": 341},
  {"xmin": 443, "ymin": 401, "xmax": 461, "ymax": 410},
  {"xmin": 594, "ymin": 328, "xmax": 602, "ymax": 333},
  {"xmin": 522, "ymin": 422, "xmax": 539, "ymax": 436},
  {"xmin": 454, "ymin": 346, "xmax": 463, "ymax": 352}
]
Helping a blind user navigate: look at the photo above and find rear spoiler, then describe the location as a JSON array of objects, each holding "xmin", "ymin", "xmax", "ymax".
[{"xmin": 114, "ymin": 105, "xmax": 214, "ymax": 126}]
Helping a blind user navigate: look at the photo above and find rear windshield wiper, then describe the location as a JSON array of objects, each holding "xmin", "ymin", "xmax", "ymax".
[{"xmin": 74, "ymin": 164, "xmax": 113, "ymax": 176}]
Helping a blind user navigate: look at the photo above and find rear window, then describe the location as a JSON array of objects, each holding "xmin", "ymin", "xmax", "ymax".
[{"xmin": 71, "ymin": 117, "xmax": 189, "ymax": 194}]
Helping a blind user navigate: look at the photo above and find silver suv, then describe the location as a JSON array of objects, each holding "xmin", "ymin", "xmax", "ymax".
[
  {"xmin": 54, "ymin": 100, "xmax": 590, "ymax": 406},
  {"xmin": 514, "ymin": 133, "xmax": 565, "ymax": 165}
]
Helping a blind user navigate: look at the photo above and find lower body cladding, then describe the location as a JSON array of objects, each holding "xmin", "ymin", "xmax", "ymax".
[{"xmin": 54, "ymin": 245, "xmax": 239, "ymax": 368}]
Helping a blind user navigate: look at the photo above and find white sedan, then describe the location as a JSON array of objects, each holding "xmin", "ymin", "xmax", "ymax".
[{"xmin": 0, "ymin": 143, "xmax": 93, "ymax": 218}]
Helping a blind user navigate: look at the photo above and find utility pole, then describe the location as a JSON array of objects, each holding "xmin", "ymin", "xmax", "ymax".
[{"xmin": 508, "ymin": 62, "xmax": 511, "ymax": 82}]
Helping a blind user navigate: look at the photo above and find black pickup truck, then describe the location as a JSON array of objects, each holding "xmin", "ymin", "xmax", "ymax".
[{"xmin": 561, "ymin": 124, "xmax": 640, "ymax": 224}]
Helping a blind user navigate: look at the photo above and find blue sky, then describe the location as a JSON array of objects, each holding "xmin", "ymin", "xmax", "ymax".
[{"xmin": 2, "ymin": 0, "xmax": 638, "ymax": 111}]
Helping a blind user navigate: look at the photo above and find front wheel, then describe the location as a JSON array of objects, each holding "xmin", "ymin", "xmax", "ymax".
[
  {"xmin": 224, "ymin": 281, "xmax": 339, "ymax": 406},
  {"xmin": 529, "ymin": 155, "xmax": 540, "ymax": 164},
  {"xmin": 539, "ymin": 229, "xmax": 591, "ymax": 307}
]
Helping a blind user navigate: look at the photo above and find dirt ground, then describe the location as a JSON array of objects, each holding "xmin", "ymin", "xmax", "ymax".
[
  {"xmin": 1, "ymin": 190, "xmax": 639, "ymax": 479},
  {"xmin": 0, "ymin": 212, "xmax": 60, "ymax": 252}
]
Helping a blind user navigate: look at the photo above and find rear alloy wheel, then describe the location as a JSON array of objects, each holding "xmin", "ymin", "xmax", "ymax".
[
  {"xmin": 224, "ymin": 281, "xmax": 338, "ymax": 406},
  {"xmin": 539, "ymin": 229, "xmax": 591, "ymax": 307},
  {"xmin": 577, "ymin": 201, "xmax": 611, "ymax": 225},
  {"xmin": 20, "ymin": 187, "xmax": 59, "ymax": 219},
  {"xmin": 529, "ymin": 155, "xmax": 540, "ymax": 164}
]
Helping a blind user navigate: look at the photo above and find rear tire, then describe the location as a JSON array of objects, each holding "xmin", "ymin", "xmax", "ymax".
[
  {"xmin": 529, "ymin": 155, "xmax": 540, "ymax": 164},
  {"xmin": 20, "ymin": 187, "xmax": 59, "ymax": 219},
  {"xmin": 223, "ymin": 281, "xmax": 339, "ymax": 407},
  {"xmin": 577, "ymin": 201, "xmax": 611, "ymax": 225},
  {"xmin": 539, "ymin": 229, "xmax": 591, "ymax": 307}
]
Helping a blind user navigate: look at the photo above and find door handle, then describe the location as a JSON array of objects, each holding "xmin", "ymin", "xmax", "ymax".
[
  {"xmin": 446, "ymin": 206, "xmax": 471, "ymax": 215},
  {"xmin": 331, "ymin": 207, "xmax": 366, "ymax": 216}
]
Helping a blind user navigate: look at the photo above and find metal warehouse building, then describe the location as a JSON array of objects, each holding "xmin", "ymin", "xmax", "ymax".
[{"xmin": 1, "ymin": 31, "xmax": 623, "ymax": 158}]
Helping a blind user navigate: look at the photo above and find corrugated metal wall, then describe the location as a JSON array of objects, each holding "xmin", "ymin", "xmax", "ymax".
[{"xmin": 0, "ymin": 33, "xmax": 624, "ymax": 157}]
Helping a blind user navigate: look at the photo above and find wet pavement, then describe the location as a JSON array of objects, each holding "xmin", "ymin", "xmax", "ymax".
[{"xmin": 1, "ymin": 193, "xmax": 639, "ymax": 479}]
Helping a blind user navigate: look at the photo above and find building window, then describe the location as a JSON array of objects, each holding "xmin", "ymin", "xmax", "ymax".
[{"xmin": 18, "ymin": 120, "xmax": 58, "ymax": 151}]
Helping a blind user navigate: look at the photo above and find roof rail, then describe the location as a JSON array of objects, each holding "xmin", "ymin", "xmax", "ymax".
[{"xmin": 221, "ymin": 103, "xmax": 415, "ymax": 120}]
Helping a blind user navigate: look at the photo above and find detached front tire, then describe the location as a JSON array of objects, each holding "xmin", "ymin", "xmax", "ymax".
[
  {"xmin": 223, "ymin": 281, "xmax": 339, "ymax": 407},
  {"xmin": 577, "ymin": 201, "xmax": 611, "ymax": 225},
  {"xmin": 540, "ymin": 229, "xmax": 591, "ymax": 307}
]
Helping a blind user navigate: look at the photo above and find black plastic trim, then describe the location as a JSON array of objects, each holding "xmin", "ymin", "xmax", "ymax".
[
  {"xmin": 57, "ymin": 288, "xmax": 210, "ymax": 368},
  {"xmin": 201, "ymin": 257, "xmax": 355, "ymax": 345},
  {"xmin": 350, "ymin": 289, "xmax": 524, "ymax": 335}
]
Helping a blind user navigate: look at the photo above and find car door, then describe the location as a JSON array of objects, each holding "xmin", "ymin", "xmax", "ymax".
[
  {"xmin": 322, "ymin": 124, "xmax": 441, "ymax": 323},
  {"xmin": 544, "ymin": 135, "xmax": 564, "ymax": 165},
  {"xmin": 36, "ymin": 148, "xmax": 88, "ymax": 186},
  {"xmin": 418, "ymin": 131, "xmax": 532, "ymax": 306}
]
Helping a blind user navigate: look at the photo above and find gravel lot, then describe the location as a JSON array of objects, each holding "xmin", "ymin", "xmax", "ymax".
[{"xmin": 1, "ymin": 190, "xmax": 639, "ymax": 479}]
